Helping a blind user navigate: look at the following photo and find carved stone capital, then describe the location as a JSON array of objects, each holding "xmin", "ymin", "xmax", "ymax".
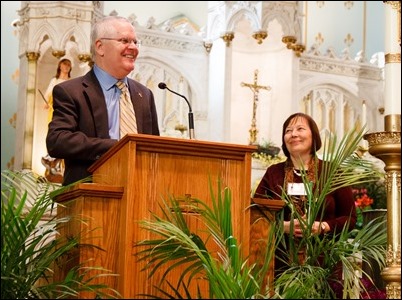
[
  {"xmin": 220, "ymin": 32, "xmax": 235, "ymax": 47},
  {"xmin": 26, "ymin": 52, "xmax": 40, "ymax": 62}
]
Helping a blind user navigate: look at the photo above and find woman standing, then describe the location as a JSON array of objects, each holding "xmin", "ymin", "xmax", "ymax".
[{"xmin": 253, "ymin": 112, "xmax": 357, "ymax": 275}]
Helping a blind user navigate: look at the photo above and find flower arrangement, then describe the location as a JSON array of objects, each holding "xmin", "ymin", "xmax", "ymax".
[
  {"xmin": 251, "ymin": 139, "xmax": 286, "ymax": 167},
  {"xmin": 352, "ymin": 171, "xmax": 387, "ymax": 229},
  {"xmin": 330, "ymin": 276, "xmax": 386, "ymax": 299},
  {"xmin": 360, "ymin": 277, "xmax": 387, "ymax": 299},
  {"xmin": 353, "ymin": 187, "xmax": 375, "ymax": 229}
]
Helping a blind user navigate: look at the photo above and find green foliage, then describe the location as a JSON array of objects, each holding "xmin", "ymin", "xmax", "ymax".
[
  {"xmin": 1, "ymin": 170, "xmax": 120, "ymax": 299},
  {"xmin": 134, "ymin": 126, "xmax": 387, "ymax": 299},
  {"xmin": 135, "ymin": 179, "xmax": 274, "ymax": 299},
  {"xmin": 252, "ymin": 139, "xmax": 285, "ymax": 168},
  {"xmin": 270, "ymin": 126, "xmax": 387, "ymax": 299}
]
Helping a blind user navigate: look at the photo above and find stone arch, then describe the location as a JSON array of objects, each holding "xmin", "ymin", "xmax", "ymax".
[
  {"xmin": 29, "ymin": 22, "xmax": 59, "ymax": 53},
  {"xmin": 227, "ymin": 8, "xmax": 262, "ymax": 32},
  {"xmin": 261, "ymin": 6, "xmax": 301, "ymax": 41},
  {"xmin": 298, "ymin": 82, "xmax": 361, "ymax": 140},
  {"xmin": 135, "ymin": 52, "xmax": 202, "ymax": 137},
  {"xmin": 58, "ymin": 25, "xmax": 90, "ymax": 54}
]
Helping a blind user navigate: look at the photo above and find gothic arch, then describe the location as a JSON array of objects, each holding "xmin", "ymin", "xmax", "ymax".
[
  {"xmin": 58, "ymin": 25, "xmax": 90, "ymax": 54},
  {"xmin": 30, "ymin": 23, "xmax": 59, "ymax": 53},
  {"xmin": 261, "ymin": 4, "xmax": 301, "ymax": 40},
  {"xmin": 135, "ymin": 53, "xmax": 201, "ymax": 137},
  {"xmin": 227, "ymin": 8, "xmax": 262, "ymax": 32},
  {"xmin": 299, "ymin": 83, "xmax": 362, "ymax": 140},
  {"xmin": 299, "ymin": 76, "xmax": 359, "ymax": 99}
]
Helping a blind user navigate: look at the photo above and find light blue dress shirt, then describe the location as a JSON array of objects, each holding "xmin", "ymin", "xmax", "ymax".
[{"xmin": 93, "ymin": 65, "xmax": 127, "ymax": 140}]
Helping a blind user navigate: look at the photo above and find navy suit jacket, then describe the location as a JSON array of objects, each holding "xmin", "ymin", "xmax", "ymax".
[{"xmin": 46, "ymin": 68, "xmax": 160, "ymax": 185}]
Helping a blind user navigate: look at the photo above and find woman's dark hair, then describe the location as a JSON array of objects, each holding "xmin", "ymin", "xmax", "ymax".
[
  {"xmin": 281, "ymin": 112, "xmax": 322, "ymax": 158},
  {"xmin": 55, "ymin": 58, "xmax": 72, "ymax": 79}
]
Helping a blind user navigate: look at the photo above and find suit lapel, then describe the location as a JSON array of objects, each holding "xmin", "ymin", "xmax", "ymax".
[{"xmin": 83, "ymin": 71, "xmax": 111, "ymax": 138}]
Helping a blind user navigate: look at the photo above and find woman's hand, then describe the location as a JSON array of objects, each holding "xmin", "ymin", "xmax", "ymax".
[
  {"xmin": 284, "ymin": 220, "xmax": 329, "ymax": 237},
  {"xmin": 284, "ymin": 219, "xmax": 304, "ymax": 237}
]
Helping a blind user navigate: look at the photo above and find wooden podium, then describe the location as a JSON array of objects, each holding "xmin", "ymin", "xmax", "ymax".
[
  {"xmin": 55, "ymin": 134, "xmax": 257, "ymax": 298},
  {"xmin": 249, "ymin": 198, "xmax": 285, "ymax": 295}
]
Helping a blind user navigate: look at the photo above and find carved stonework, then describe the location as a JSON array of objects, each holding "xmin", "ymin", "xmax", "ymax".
[
  {"xmin": 137, "ymin": 30, "xmax": 204, "ymax": 53},
  {"xmin": 364, "ymin": 131, "xmax": 401, "ymax": 145},
  {"xmin": 52, "ymin": 50, "xmax": 66, "ymax": 59},
  {"xmin": 26, "ymin": 52, "xmax": 40, "ymax": 61},
  {"xmin": 252, "ymin": 30, "xmax": 268, "ymax": 44},
  {"xmin": 220, "ymin": 31, "xmax": 235, "ymax": 47},
  {"xmin": 300, "ymin": 55, "xmax": 382, "ymax": 80}
]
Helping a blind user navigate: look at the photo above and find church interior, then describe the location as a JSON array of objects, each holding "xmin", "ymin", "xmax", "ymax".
[
  {"xmin": 1, "ymin": 1, "xmax": 400, "ymax": 298},
  {"xmin": 2, "ymin": 1, "xmax": 399, "ymax": 176}
]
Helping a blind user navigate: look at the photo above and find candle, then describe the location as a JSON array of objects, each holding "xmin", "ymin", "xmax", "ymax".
[
  {"xmin": 362, "ymin": 100, "xmax": 367, "ymax": 128},
  {"xmin": 361, "ymin": 100, "xmax": 369, "ymax": 150},
  {"xmin": 384, "ymin": 3, "xmax": 401, "ymax": 116}
]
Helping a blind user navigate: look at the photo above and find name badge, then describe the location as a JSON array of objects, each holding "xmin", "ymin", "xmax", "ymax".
[{"xmin": 287, "ymin": 183, "xmax": 307, "ymax": 196}]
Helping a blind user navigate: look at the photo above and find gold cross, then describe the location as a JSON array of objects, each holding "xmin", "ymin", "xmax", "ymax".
[{"xmin": 241, "ymin": 69, "xmax": 271, "ymax": 145}]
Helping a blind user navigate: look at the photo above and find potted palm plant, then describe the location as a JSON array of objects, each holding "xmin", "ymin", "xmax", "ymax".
[
  {"xmin": 271, "ymin": 128, "xmax": 387, "ymax": 299},
  {"xmin": 134, "ymin": 127, "xmax": 387, "ymax": 299},
  {"xmin": 1, "ymin": 170, "xmax": 120, "ymax": 299}
]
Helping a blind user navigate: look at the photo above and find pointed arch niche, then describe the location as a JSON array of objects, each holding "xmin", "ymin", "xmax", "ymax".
[
  {"xmin": 301, "ymin": 86, "xmax": 362, "ymax": 152},
  {"xmin": 34, "ymin": 39, "xmax": 90, "ymax": 175},
  {"xmin": 14, "ymin": 1, "xmax": 96, "ymax": 176},
  {"xmin": 132, "ymin": 58, "xmax": 197, "ymax": 138}
]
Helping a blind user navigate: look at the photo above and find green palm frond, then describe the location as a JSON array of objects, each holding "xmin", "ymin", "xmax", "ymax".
[
  {"xmin": 1, "ymin": 170, "xmax": 120, "ymax": 299},
  {"xmin": 135, "ymin": 178, "xmax": 273, "ymax": 299},
  {"xmin": 135, "ymin": 125, "xmax": 387, "ymax": 299},
  {"xmin": 273, "ymin": 126, "xmax": 387, "ymax": 299}
]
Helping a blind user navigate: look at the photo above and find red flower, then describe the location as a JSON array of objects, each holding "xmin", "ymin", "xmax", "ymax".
[{"xmin": 353, "ymin": 188, "xmax": 374, "ymax": 210}]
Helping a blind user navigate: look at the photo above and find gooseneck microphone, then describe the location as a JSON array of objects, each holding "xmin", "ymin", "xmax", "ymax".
[{"xmin": 158, "ymin": 82, "xmax": 195, "ymax": 140}]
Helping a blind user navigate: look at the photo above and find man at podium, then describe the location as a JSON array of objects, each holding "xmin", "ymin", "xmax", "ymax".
[{"xmin": 46, "ymin": 16, "xmax": 160, "ymax": 186}]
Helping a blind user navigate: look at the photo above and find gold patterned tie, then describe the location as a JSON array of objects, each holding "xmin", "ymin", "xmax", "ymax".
[{"xmin": 116, "ymin": 81, "xmax": 137, "ymax": 138}]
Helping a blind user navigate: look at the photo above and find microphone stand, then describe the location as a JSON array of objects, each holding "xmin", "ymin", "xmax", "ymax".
[
  {"xmin": 160, "ymin": 83, "xmax": 195, "ymax": 140},
  {"xmin": 188, "ymin": 111, "xmax": 195, "ymax": 140}
]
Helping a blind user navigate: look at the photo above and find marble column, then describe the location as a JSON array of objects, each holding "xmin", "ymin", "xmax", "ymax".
[{"xmin": 23, "ymin": 52, "xmax": 40, "ymax": 170}]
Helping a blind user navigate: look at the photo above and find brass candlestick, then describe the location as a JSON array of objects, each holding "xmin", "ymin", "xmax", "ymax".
[{"xmin": 364, "ymin": 114, "xmax": 401, "ymax": 299}]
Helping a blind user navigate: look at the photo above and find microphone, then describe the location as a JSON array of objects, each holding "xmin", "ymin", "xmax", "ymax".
[{"xmin": 158, "ymin": 82, "xmax": 195, "ymax": 139}]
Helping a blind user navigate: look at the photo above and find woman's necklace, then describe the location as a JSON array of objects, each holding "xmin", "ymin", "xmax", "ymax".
[{"xmin": 293, "ymin": 168, "xmax": 303, "ymax": 176}]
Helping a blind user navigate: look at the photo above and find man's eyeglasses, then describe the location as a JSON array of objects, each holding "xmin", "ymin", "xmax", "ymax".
[{"xmin": 100, "ymin": 37, "xmax": 141, "ymax": 47}]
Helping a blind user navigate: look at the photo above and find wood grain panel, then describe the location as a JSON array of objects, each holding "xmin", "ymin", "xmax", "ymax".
[{"xmin": 56, "ymin": 135, "xmax": 259, "ymax": 298}]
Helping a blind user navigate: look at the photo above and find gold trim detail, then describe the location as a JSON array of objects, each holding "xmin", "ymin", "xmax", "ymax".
[
  {"xmin": 78, "ymin": 54, "xmax": 92, "ymax": 63},
  {"xmin": 384, "ymin": 1, "xmax": 401, "ymax": 10},
  {"xmin": 252, "ymin": 30, "xmax": 268, "ymax": 44},
  {"xmin": 26, "ymin": 52, "xmax": 40, "ymax": 62},
  {"xmin": 292, "ymin": 44, "xmax": 306, "ymax": 57},
  {"xmin": 364, "ymin": 131, "xmax": 401, "ymax": 145},
  {"xmin": 385, "ymin": 53, "xmax": 401, "ymax": 63},
  {"xmin": 282, "ymin": 36, "xmax": 297, "ymax": 49},
  {"xmin": 52, "ymin": 50, "xmax": 66, "ymax": 59},
  {"xmin": 221, "ymin": 32, "xmax": 235, "ymax": 47}
]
